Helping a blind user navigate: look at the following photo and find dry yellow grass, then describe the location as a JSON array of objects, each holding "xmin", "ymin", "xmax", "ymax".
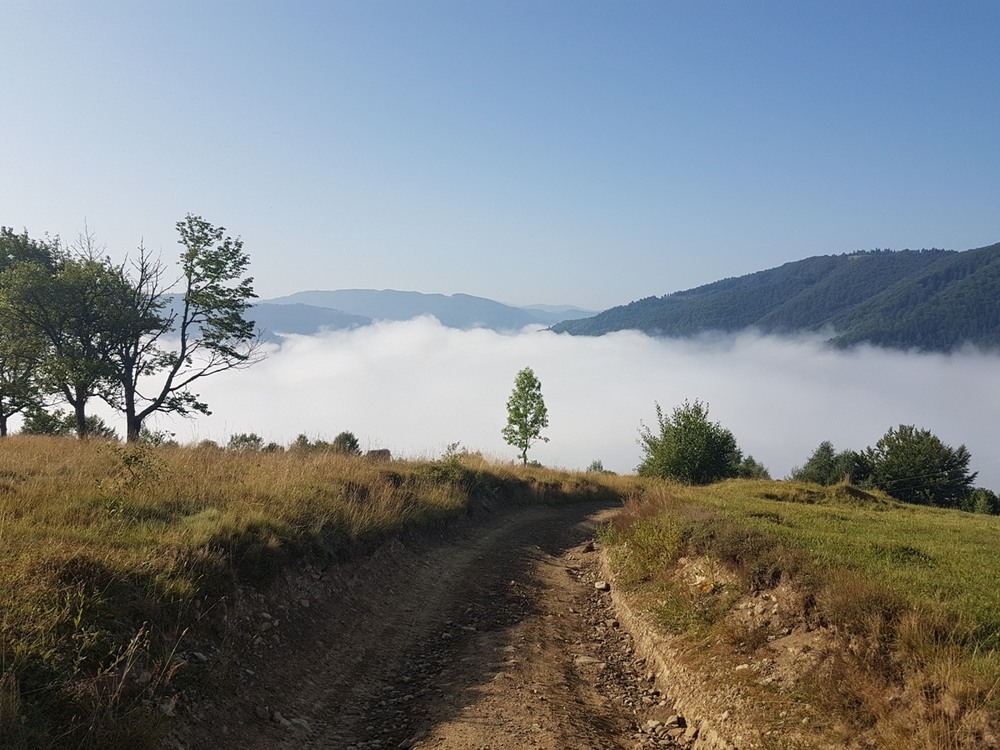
[{"xmin": 0, "ymin": 436, "xmax": 621, "ymax": 749}]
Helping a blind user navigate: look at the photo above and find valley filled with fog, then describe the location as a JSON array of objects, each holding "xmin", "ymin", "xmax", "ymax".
[{"xmin": 139, "ymin": 320, "xmax": 1000, "ymax": 492}]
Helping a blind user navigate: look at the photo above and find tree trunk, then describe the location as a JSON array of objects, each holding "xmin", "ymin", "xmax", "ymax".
[
  {"xmin": 69, "ymin": 385, "xmax": 89, "ymax": 438},
  {"xmin": 124, "ymin": 383, "xmax": 141, "ymax": 442},
  {"xmin": 126, "ymin": 415, "xmax": 143, "ymax": 443}
]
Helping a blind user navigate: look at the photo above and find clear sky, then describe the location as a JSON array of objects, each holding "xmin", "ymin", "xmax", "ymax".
[{"xmin": 3, "ymin": 1, "xmax": 998, "ymax": 310}]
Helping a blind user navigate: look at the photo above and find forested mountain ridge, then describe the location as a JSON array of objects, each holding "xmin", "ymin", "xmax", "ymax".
[{"xmin": 552, "ymin": 243, "xmax": 1000, "ymax": 352}]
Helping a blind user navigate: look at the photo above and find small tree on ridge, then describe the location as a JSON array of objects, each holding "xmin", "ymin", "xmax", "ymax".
[{"xmin": 502, "ymin": 366, "xmax": 549, "ymax": 465}]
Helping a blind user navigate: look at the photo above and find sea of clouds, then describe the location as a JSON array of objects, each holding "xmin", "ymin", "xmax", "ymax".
[{"xmin": 142, "ymin": 318, "xmax": 1000, "ymax": 491}]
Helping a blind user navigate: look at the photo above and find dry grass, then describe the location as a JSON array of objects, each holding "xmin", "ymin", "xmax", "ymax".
[
  {"xmin": 0, "ymin": 436, "xmax": 621, "ymax": 749},
  {"xmin": 602, "ymin": 478, "xmax": 1000, "ymax": 749}
]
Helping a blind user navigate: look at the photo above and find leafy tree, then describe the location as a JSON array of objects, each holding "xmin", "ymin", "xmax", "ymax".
[
  {"xmin": 501, "ymin": 366, "xmax": 549, "ymax": 465},
  {"xmin": 0, "ymin": 317, "xmax": 45, "ymax": 436},
  {"xmin": 331, "ymin": 431, "xmax": 361, "ymax": 455},
  {"xmin": 0, "ymin": 228, "xmax": 59, "ymax": 435},
  {"xmin": 637, "ymin": 400, "xmax": 741, "ymax": 484},
  {"xmin": 791, "ymin": 441, "xmax": 865, "ymax": 485},
  {"xmin": 102, "ymin": 215, "xmax": 261, "ymax": 441},
  {"xmin": 0, "ymin": 250, "xmax": 123, "ymax": 437},
  {"xmin": 0, "ymin": 226, "xmax": 58, "ymax": 273},
  {"xmin": 862, "ymin": 424, "xmax": 976, "ymax": 508}
]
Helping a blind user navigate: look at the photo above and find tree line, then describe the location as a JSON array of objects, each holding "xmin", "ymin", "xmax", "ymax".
[
  {"xmin": 0, "ymin": 216, "xmax": 260, "ymax": 441},
  {"xmin": 499, "ymin": 370, "xmax": 992, "ymax": 515},
  {"xmin": 631, "ymin": 397, "xmax": 994, "ymax": 514},
  {"xmin": 790, "ymin": 430, "xmax": 995, "ymax": 513}
]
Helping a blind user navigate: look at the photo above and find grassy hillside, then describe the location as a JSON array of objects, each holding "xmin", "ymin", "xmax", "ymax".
[
  {"xmin": 554, "ymin": 243, "xmax": 1000, "ymax": 352},
  {"xmin": 604, "ymin": 479, "xmax": 1000, "ymax": 748},
  {"xmin": 5, "ymin": 438, "xmax": 998, "ymax": 748},
  {"xmin": 0, "ymin": 437, "xmax": 619, "ymax": 749}
]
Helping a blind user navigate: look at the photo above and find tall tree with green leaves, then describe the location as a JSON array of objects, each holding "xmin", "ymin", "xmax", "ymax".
[
  {"xmin": 0, "ymin": 321, "xmax": 45, "ymax": 436},
  {"xmin": 502, "ymin": 366, "xmax": 549, "ymax": 465},
  {"xmin": 0, "ymin": 252, "xmax": 123, "ymax": 437},
  {"xmin": 0, "ymin": 228, "xmax": 59, "ymax": 435},
  {"xmin": 863, "ymin": 424, "xmax": 976, "ymax": 507},
  {"xmin": 103, "ymin": 215, "xmax": 262, "ymax": 441},
  {"xmin": 637, "ymin": 399, "xmax": 742, "ymax": 484},
  {"xmin": 0, "ymin": 226, "xmax": 58, "ymax": 273}
]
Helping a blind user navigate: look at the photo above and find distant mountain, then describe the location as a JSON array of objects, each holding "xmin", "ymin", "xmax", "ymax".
[
  {"xmin": 552, "ymin": 243, "xmax": 1000, "ymax": 352},
  {"xmin": 520, "ymin": 303, "xmax": 597, "ymax": 316},
  {"xmin": 250, "ymin": 289, "xmax": 595, "ymax": 338},
  {"xmin": 250, "ymin": 303, "xmax": 370, "ymax": 338}
]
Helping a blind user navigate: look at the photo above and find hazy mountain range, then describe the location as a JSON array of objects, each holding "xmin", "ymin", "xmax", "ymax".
[
  {"xmin": 250, "ymin": 242, "xmax": 1000, "ymax": 353},
  {"xmin": 251, "ymin": 289, "xmax": 596, "ymax": 338},
  {"xmin": 552, "ymin": 242, "xmax": 1000, "ymax": 352}
]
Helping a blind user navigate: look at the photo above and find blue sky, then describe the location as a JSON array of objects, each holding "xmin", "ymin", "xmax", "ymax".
[{"xmin": 3, "ymin": 1, "xmax": 998, "ymax": 309}]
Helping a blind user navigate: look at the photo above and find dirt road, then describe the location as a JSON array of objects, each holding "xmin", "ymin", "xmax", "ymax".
[{"xmin": 169, "ymin": 502, "xmax": 679, "ymax": 750}]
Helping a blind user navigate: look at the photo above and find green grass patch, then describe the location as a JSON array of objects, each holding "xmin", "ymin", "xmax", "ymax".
[
  {"xmin": 603, "ymin": 478, "xmax": 1000, "ymax": 749},
  {"xmin": 708, "ymin": 480, "xmax": 1000, "ymax": 648}
]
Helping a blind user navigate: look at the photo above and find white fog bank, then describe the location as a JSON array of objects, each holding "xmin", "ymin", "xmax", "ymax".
[{"xmin": 150, "ymin": 319, "xmax": 1000, "ymax": 491}]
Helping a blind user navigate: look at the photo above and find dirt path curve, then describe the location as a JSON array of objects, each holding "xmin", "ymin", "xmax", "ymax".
[{"xmin": 170, "ymin": 502, "xmax": 674, "ymax": 750}]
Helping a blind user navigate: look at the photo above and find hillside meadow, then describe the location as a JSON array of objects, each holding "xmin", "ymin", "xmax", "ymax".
[
  {"xmin": 604, "ymin": 480, "xmax": 1000, "ymax": 749},
  {"xmin": 0, "ymin": 437, "xmax": 997, "ymax": 748}
]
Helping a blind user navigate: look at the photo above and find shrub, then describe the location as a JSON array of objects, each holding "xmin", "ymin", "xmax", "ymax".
[
  {"xmin": 20, "ymin": 407, "xmax": 118, "ymax": 440},
  {"xmin": 227, "ymin": 433, "xmax": 263, "ymax": 452},
  {"xmin": 637, "ymin": 400, "xmax": 741, "ymax": 484},
  {"xmin": 961, "ymin": 488, "xmax": 1000, "ymax": 515},
  {"xmin": 138, "ymin": 427, "xmax": 177, "ymax": 447},
  {"xmin": 736, "ymin": 455, "xmax": 770, "ymax": 479},
  {"xmin": 291, "ymin": 433, "xmax": 312, "ymax": 451}
]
